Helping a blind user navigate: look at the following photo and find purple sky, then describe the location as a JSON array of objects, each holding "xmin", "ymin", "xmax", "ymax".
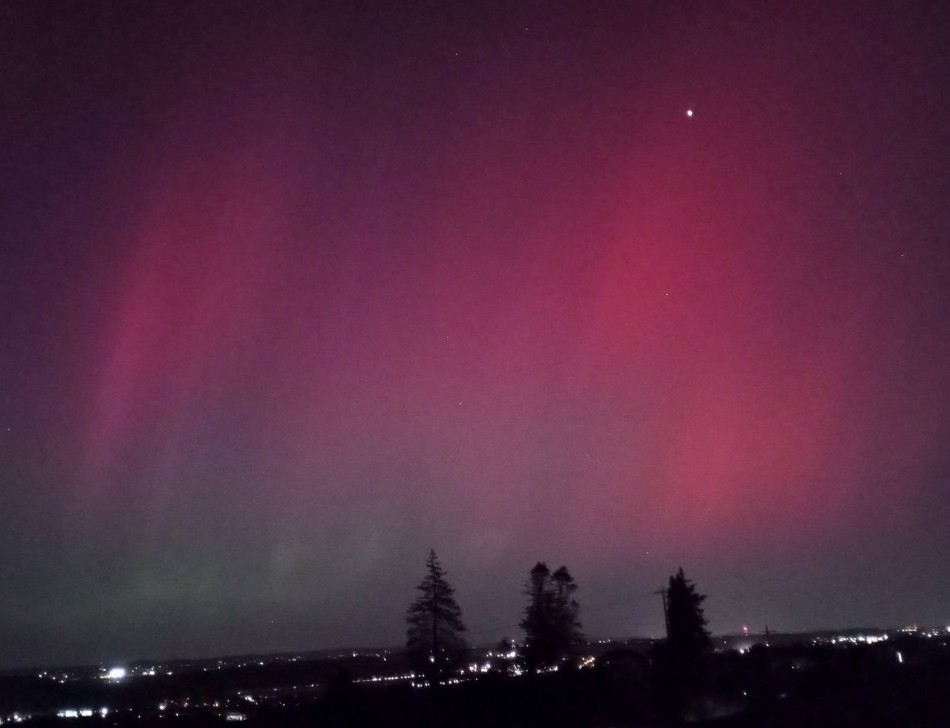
[{"xmin": 1, "ymin": 1, "xmax": 949, "ymax": 668}]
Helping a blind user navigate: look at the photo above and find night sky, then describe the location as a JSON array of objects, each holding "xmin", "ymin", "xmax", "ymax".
[{"xmin": 2, "ymin": 1, "xmax": 950, "ymax": 669}]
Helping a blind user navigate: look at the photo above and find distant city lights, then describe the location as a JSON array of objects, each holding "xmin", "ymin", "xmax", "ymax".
[
  {"xmin": 55, "ymin": 709, "xmax": 94, "ymax": 719},
  {"xmin": 11, "ymin": 630, "xmax": 948, "ymax": 724}
]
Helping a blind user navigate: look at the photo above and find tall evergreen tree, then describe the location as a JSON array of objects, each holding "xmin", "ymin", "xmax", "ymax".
[
  {"xmin": 521, "ymin": 562, "xmax": 555, "ymax": 671},
  {"xmin": 405, "ymin": 550, "xmax": 468, "ymax": 681},
  {"xmin": 656, "ymin": 567, "xmax": 711, "ymax": 719},
  {"xmin": 520, "ymin": 562, "xmax": 583, "ymax": 671},
  {"xmin": 550, "ymin": 566, "xmax": 583, "ymax": 659},
  {"xmin": 666, "ymin": 567, "xmax": 710, "ymax": 657}
]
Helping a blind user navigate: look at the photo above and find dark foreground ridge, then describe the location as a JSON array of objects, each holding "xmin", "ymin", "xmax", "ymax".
[{"xmin": 2, "ymin": 628, "xmax": 949, "ymax": 727}]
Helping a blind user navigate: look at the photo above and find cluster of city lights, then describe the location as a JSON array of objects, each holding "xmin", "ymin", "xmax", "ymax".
[
  {"xmin": 822, "ymin": 634, "xmax": 889, "ymax": 646},
  {"xmin": 354, "ymin": 673, "xmax": 415, "ymax": 685},
  {"xmin": 55, "ymin": 708, "xmax": 108, "ymax": 719},
  {"xmin": 411, "ymin": 677, "xmax": 469, "ymax": 689},
  {"xmin": 10, "ymin": 629, "xmax": 948, "ymax": 723}
]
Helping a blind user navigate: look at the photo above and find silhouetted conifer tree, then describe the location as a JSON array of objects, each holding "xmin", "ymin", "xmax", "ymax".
[
  {"xmin": 655, "ymin": 567, "xmax": 711, "ymax": 721},
  {"xmin": 550, "ymin": 566, "xmax": 583, "ymax": 659},
  {"xmin": 405, "ymin": 549, "xmax": 468, "ymax": 682},
  {"xmin": 520, "ymin": 562, "xmax": 583, "ymax": 671},
  {"xmin": 666, "ymin": 567, "xmax": 710, "ymax": 658},
  {"xmin": 521, "ymin": 562, "xmax": 555, "ymax": 671}
]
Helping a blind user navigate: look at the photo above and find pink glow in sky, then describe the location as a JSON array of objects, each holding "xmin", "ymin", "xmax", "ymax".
[{"xmin": 2, "ymin": 2, "xmax": 949, "ymax": 667}]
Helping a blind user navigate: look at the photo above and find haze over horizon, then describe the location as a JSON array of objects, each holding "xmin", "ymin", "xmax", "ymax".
[{"xmin": 2, "ymin": 1, "xmax": 949, "ymax": 669}]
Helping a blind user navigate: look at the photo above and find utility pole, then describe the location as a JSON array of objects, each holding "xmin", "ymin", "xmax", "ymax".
[{"xmin": 655, "ymin": 586, "xmax": 670, "ymax": 638}]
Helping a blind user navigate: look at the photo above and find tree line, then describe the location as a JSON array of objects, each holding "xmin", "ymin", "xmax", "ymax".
[{"xmin": 405, "ymin": 550, "xmax": 710, "ymax": 690}]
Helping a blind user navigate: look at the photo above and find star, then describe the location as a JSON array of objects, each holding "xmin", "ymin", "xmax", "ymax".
[{"xmin": 686, "ymin": 109, "xmax": 694, "ymax": 117}]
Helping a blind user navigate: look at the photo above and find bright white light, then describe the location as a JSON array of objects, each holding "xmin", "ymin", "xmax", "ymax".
[
  {"xmin": 57, "ymin": 709, "xmax": 79, "ymax": 719},
  {"xmin": 79, "ymin": 710, "xmax": 93, "ymax": 718},
  {"xmin": 686, "ymin": 109, "xmax": 694, "ymax": 117},
  {"xmin": 897, "ymin": 651, "xmax": 903, "ymax": 664},
  {"xmin": 105, "ymin": 667, "xmax": 126, "ymax": 680},
  {"xmin": 99, "ymin": 708, "xmax": 109, "ymax": 717}
]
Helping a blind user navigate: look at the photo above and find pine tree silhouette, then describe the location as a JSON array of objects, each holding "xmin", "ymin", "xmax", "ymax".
[
  {"xmin": 666, "ymin": 567, "xmax": 710, "ymax": 658},
  {"xmin": 521, "ymin": 562, "xmax": 583, "ymax": 671},
  {"xmin": 550, "ymin": 566, "xmax": 583, "ymax": 660},
  {"xmin": 406, "ymin": 549, "xmax": 468, "ymax": 682},
  {"xmin": 655, "ymin": 567, "xmax": 711, "ymax": 721}
]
